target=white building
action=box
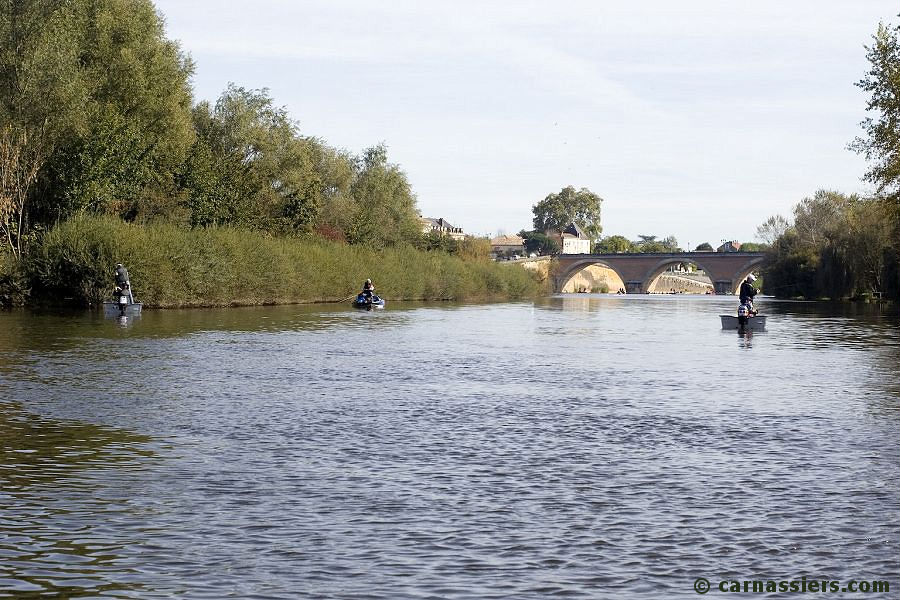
[560,223,591,254]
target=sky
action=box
[153,0,898,247]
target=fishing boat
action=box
[720,314,766,331]
[103,294,143,318]
[353,294,385,309]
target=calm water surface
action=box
[0,296,898,598]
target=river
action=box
[0,296,898,599]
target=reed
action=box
[21,216,545,307]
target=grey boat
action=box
[720,315,766,331]
[104,299,143,317]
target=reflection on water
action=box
[0,296,897,598]
[0,403,155,598]
[0,402,153,488]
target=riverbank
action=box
[1,216,545,308]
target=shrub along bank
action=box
[10,216,544,308]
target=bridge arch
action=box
[640,257,717,293]
[556,259,628,294]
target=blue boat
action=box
[353,293,385,309]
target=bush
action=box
[24,216,545,307]
[0,253,29,308]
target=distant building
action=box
[490,234,524,259]
[560,223,591,254]
[420,217,465,241]
[717,240,742,253]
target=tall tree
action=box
[852,20,900,298]
[755,215,790,246]
[854,22,900,207]
[0,0,195,235]
[346,144,420,248]
[0,0,86,252]
[181,86,325,231]
[532,186,603,241]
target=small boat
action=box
[353,294,385,309]
[104,297,143,317]
[720,314,766,331]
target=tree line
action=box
[760,22,900,300]
[0,0,428,259]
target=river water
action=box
[0,296,897,599]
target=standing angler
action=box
[115,263,133,304]
[739,274,758,308]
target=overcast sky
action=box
[154,0,897,247]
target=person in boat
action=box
[739,274,758,309]
[737,301,753,329]
[114,263,133,304]
[361,278,375,301]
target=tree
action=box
[181,86,327,231]
[595,235,634,253]
[0,0,84,252]
[694,242,714,251]
[633,234,679,253]
[41,0,194,221]
[0,0,195,234]
[739,242,767,252]
[793,190,854,248]
[660,235,681,252]
[852,20,900,298]
[519,230,560,255]
[0,126,48,256]
[755,215,790,246]
[346,144,420,248]
[532,186,603,241]
[761,191,893,298]
[853,22,900,207]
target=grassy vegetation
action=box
[16,216,544,308]
[0,252,29,308]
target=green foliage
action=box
[739,242,768,252]
[455,237,492,261]
[694,242,714,251]
[180,87,325,232]
[532,186,603,241]
[632,234,680,253]
[23,216,543,307]
[761,191,894,298]
[519,230,560,255]
[595,235,634,253]
[345,145,421,248]
[755,215,790,246]
[180,92,420,245]
[853,20,900,298]
[854,22,900,206]
[0,252,28,307]
[0,0,195,229]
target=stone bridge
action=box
[553,252,767,294]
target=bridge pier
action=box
[713,280,734,295]
[625,281,644,294]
